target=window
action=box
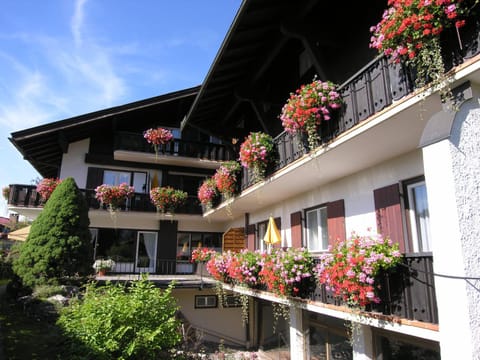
[195,295,218,309]
[405,179,432,252]
[104,170,130,186]
[256,221,267,251]
[176,232,222,262]
[223,295,242,308]
[374,331,440,359]
[306,206,329,251]
[102,170,148,193]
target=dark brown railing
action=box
[8,185,203,215]
[311,254,438,324]
[114,131,236,162]
[98,259,198,276]
[7,184,42,207]
[240,18,480,190]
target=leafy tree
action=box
[13,177,93,287]
[58,277,181,359]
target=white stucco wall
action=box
[173,288,246,345]
[60,138,90,188]
[421,88,480,360]
[448,96,480,357]
[238,150,424,247]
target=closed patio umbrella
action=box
[8,225,31,241]
[263,216,281,249]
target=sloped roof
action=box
[182,0,384,139]
[10,86,200,178]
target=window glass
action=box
[407,181,431,252]
[375,334,440,359]
[103,170,131,186]
[133,172,147,193]
[256,222,267,251]
[309,325,352,360]
[178,232,222,261]
[306,207,328,251]
[195,295,218,308]
[95,228,135,263]
[177,233,190,261]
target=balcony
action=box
[207,20,480,219]
[240,25,480,189]
[7,185,203,216]
[312,254,438,324]
[113,131,236,169]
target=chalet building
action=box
[7,1,480,359]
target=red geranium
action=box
[37,178,62,201]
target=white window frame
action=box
[195,295,218,309]
[305,206,329,252]
[406,180,432,252]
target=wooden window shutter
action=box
[246,224,256,251]
[327,199,346,247]
[290,211,303,248]
[86,167,104,189]
[374,184,405,253]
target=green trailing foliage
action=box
[57,277,181,359]
[12,177,93,287]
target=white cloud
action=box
[71,0,88,47]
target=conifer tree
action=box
[13,177,93,287]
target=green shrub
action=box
[13,177,93,287]
[57,277,181,359]
[0,251,13,280]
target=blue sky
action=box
[0,0,242,217]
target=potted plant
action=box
[95,183,135,212]
[279,79,342,151]
[239,132,274,183]
[197,178,219,211]
[36,178,62,202]
[191,247,217,263]
[315,231,402,308]
[93,258,116,276]
[2,186,10,201]
[369,0,473,103]
[213,161,241,200]
[143,127,174,156]
[150,186,188,213]
[258,247,316,298]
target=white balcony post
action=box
[351,323,374,360]
[289,305,308,360]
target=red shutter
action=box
[290,211,303,248]
[374,184,405,253]
[246,224,256,251]
[327,199,346,247]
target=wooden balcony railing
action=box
[114,131,236,162]
[311,254,438,324]
[95,259,204,276]
[240,18,480,190]
[7,184,42,208]
[8,185,203,215]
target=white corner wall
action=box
[60,138,90,188]
[422,91,480,359]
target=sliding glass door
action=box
[135,231,158,273]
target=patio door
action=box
[135,231,158,273]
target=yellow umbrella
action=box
[263,216,281,246]
[151,172,159,189]
[8,225,31,241]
